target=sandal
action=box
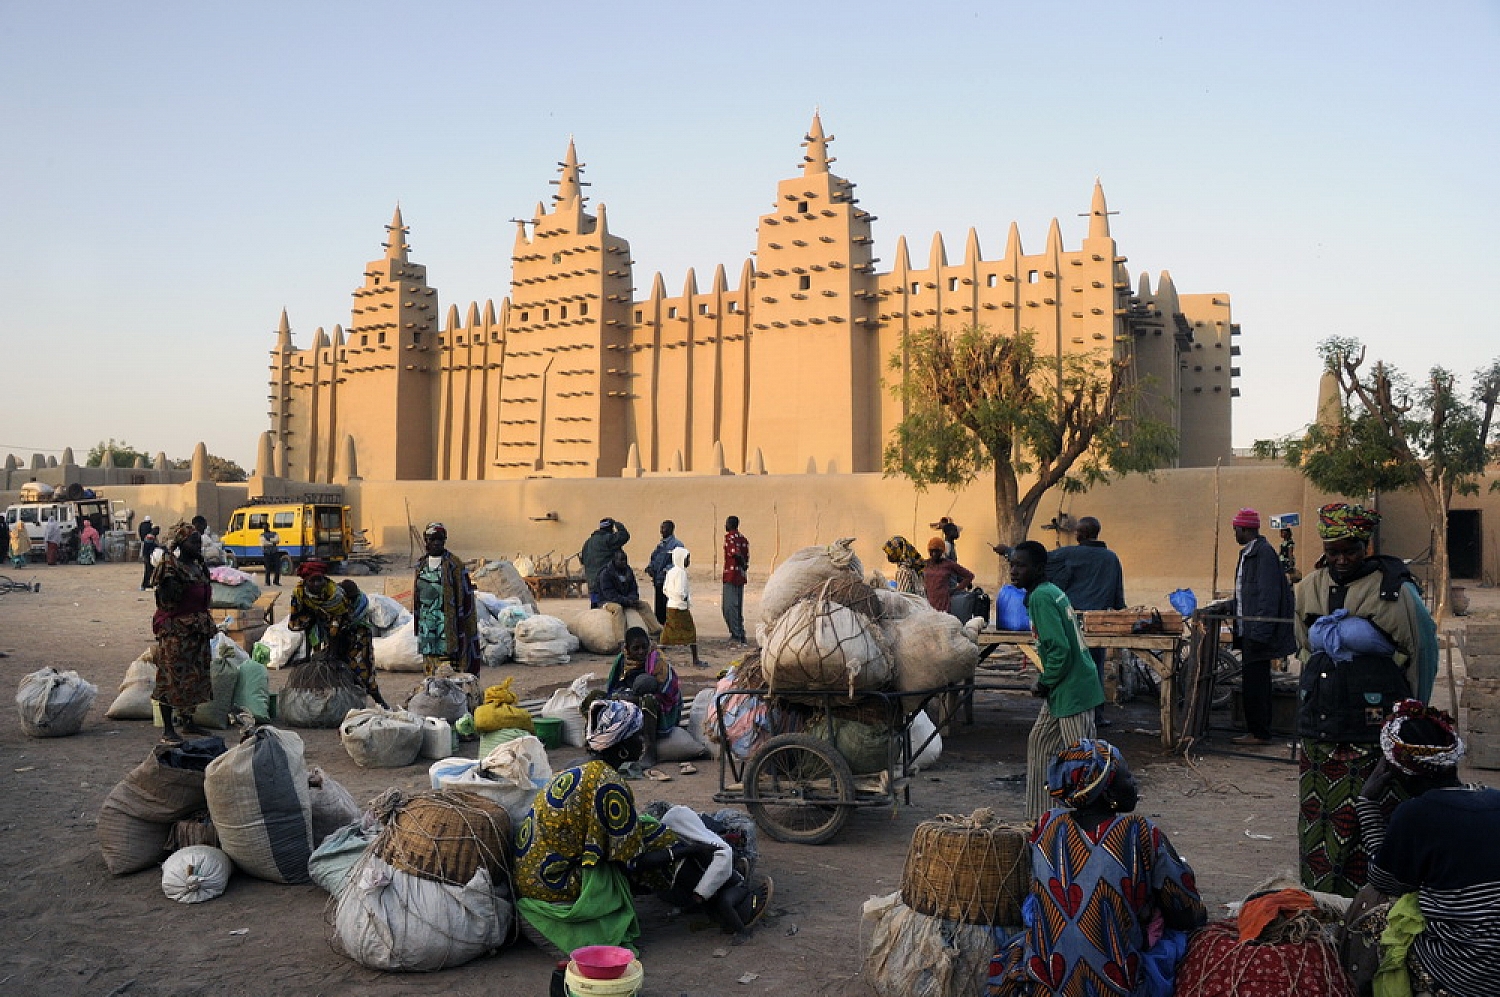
[678,762,698,775]
[643,768,673,782]
[742,875,774,928]
[159,733,185,747]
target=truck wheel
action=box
[223,550,237,569]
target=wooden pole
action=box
[1210,459,1222,599]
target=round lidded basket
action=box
[899,808,1031,925]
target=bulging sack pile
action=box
[759,538,866,627]
[762,579,894,695]
[161,844,234,904]
[98,737,228,875]
[512,614,579,666]
[280,654,367,728]
[331,788,515,971]
[341,708,424,768]
[471,559,539,612]
[308,766,364,845]
[373,627,424,672]
[428,735,552,824]
[106,650,157,721]
[255,621,306,670]
[863,890,1000,997]
[205,726,313,884]
[405,675,470,723]
[17,666,97,737]
[192,635,247,729]
[570,607,624,655]
[364,594,412,636]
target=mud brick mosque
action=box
[266,113,1238,484]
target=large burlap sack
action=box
[332,851,512,971]
[256,621,306,670]
[192,635,246,729]
[309,820,378,895]
[881,606,980,705]
[833,719,894,775]
[405,676,469,723]
[161,844,233,904]
[570,607,624,654]
[106,650,157,721]
[862,892,996,997]
[373,627,424,672]
[655,725,709,762]
[308,766,363,845]
[761,596,893,694]
[471,559,538,612]
[759,538,865,627]
[205,726,313,883]
[17,667,97,737]
[98,739,225,875]
[364,594,412,636]
[341,708,424,768]
[280,655,367,728]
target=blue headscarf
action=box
[1047,739,1128,809]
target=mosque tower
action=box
[745,112,881,474]
[497,140,634,477]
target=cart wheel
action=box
[1208,648,1241,710]
[742,733,854,845]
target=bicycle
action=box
[0,573,41,594]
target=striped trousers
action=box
[1025,700,1098,821]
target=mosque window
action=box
[560,306,568,319]
[698,303,708,315]
[910,282,920,295]
[580,302,589,316]
[728,301,740,314]
[948,278,959,291]
[378,333,386,344]
[797,201,808,213]
[543,309,550,321]
[361,335,368,346]
[668,307,679,319]
[521,311,530,322]
[987,274,998,288]
[414,332,422,345]
[635,309,643,322]
[552,252,563,264]
[1027,270,1039,283]
[799,276,811,290]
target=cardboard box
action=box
[383,576,413,610]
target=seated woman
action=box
[600,627,681,772]
[286,563,389,708]
[988,739,1206,997]
[1342,700,1500,997]
[513,700,770,956]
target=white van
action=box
[4,497,111,560]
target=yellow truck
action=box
[221,495,351,576]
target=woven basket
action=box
[371,789,512,887]
[167,812,219,851]
[899,810,1031,925]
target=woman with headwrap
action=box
[882,536,925,595]
[920,536,974,613]
[287,563,389,708]
[988,739,1206,997]
[601,626,682,772]
[1293,502,1439,897]
[1340,701,1500,997]
[151,521,217,745]
[658,547,701,667]
[411,522,480,676]
[513,699,771,955]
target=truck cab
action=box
[221,495,352,575]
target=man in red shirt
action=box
[722,516,749,644]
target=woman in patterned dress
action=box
[513,700,769,955]
[286,563,389,708]
[988,739,1206,997]
[151,522,217,745]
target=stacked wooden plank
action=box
[1080,608,1184,636]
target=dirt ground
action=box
[0,561,1492,997]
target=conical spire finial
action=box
[1088,179,1112,239]
[275,308,293,351]
[802,110,835,176]
[551,137,587,207]
[384,205,409,261]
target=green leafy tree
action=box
[86,438,150,468]
[170,453,248,483]
[1271,337,1500,620]
[883,325,1178,547]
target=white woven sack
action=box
[16,667,97,737]
[364,594,412,636]
[759,538,865,626]
[205,726,313,884]
[761,600,892,694]
[908,709,944,771]
[332,851,511,971]
[863,892,995,997]
[106,651,157,721]
[257,621,305,670]
[478,734,554,823]
[340,708,424,769]
[514,614,570,644]
[478,621,514,667]
[161,844,234,904]
[373,627,424,672]
[540,673,593,747]
[570,608,623,654]
[513,637,572,666]
[882,607,979,706]
[405,677,469,723]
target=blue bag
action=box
[1168,588,1197,618]
[996,585,1031,631]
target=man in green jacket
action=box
[1010,540,1105,821]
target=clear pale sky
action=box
[4,1,1496,470]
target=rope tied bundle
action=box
[900,808,1031,925]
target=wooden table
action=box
[978,629,1190,748]
[524,574,587,600]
